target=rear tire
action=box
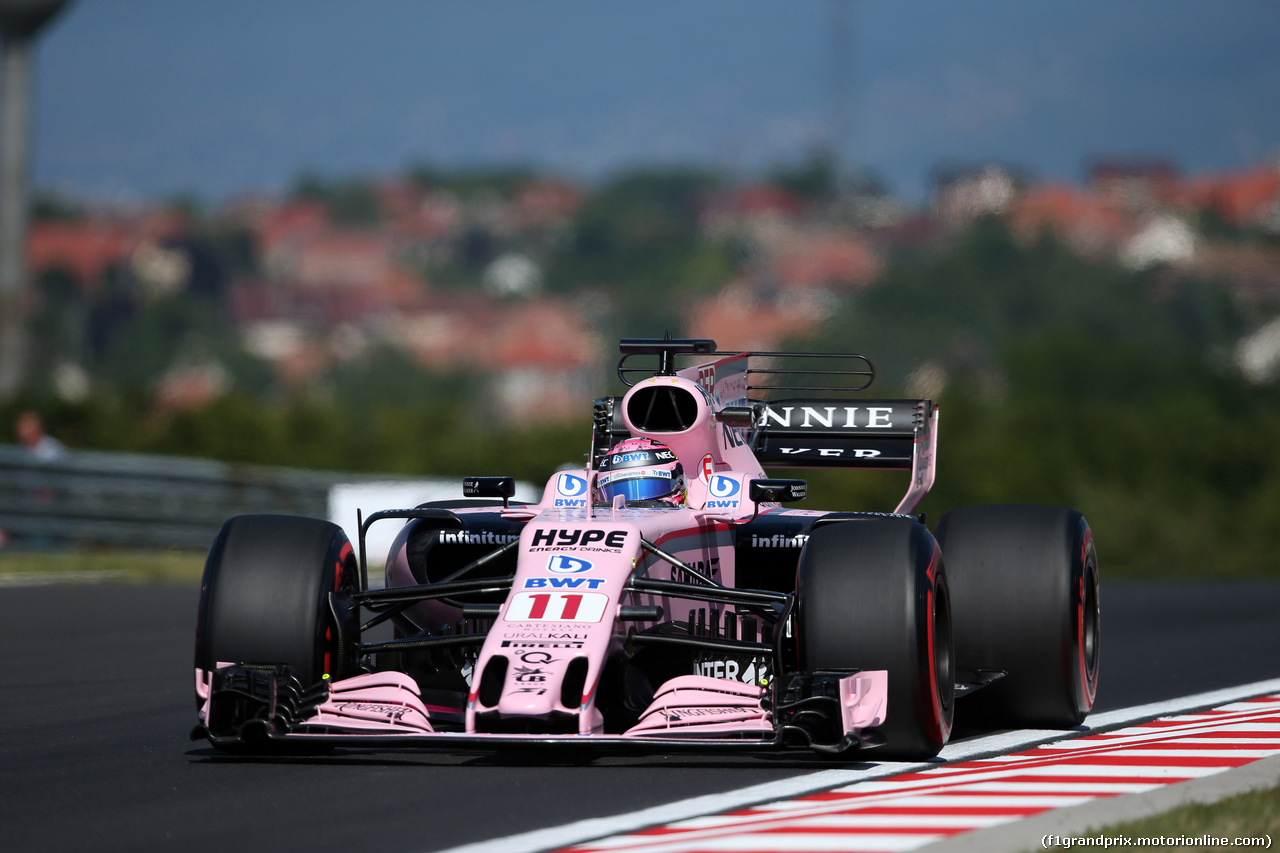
[937,504,1100,729]
[796,518,954,760]
[194,514,360,688]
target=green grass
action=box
[1068,781,1280,851]
[0,549,206,585]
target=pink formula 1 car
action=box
[193,338,1100,759]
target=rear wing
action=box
[751,397,934,469]
[594,339,939,514]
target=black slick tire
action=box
[194,514,360,688]
[796,517,954,760]
[937,504,1100,729]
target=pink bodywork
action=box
[198,352,906,747]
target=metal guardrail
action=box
[0,444,340,551]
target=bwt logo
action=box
[554,473,588,506]
[525,577,605,590]
[709,476,740,498]
[547,555,593,574]
[706,475,741,508]
[556,473,587,497]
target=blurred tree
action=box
[30,191,83,223]
[407,163,536,201]
[455,225,497,272]
[798,219,1280,577]
[767,150,839,203]
[291,173,380,226]
[27,266,85,379]
[545,166,732,334]
[201,223,257,278]
[99,297,195,387]
[815,221,1240,389]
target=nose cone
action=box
[497,660,562,716]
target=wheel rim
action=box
[1081,558,1100,689]
[934,579,955,714]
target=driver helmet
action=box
[596,438,686,506]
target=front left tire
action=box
[796,517,954,760]
[194,514,360,689]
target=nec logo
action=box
[706,475,741,508]
[531,528,628,549]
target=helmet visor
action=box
[597,468,676,503]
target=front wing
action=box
[193,665,888,755]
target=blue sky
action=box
[26,0,1280,203]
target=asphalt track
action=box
[2,579,1279,853]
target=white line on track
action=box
[431,676,1280,853]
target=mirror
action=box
[748,478,807,504]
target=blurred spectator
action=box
[15,411,66,461]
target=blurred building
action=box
[22,155,1280,412]
[1183,162,1280,230]
[931,164,1028,226]
[1009,184,1136,256]
[1087,157,1181,213]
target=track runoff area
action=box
[438,678,1280,853]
